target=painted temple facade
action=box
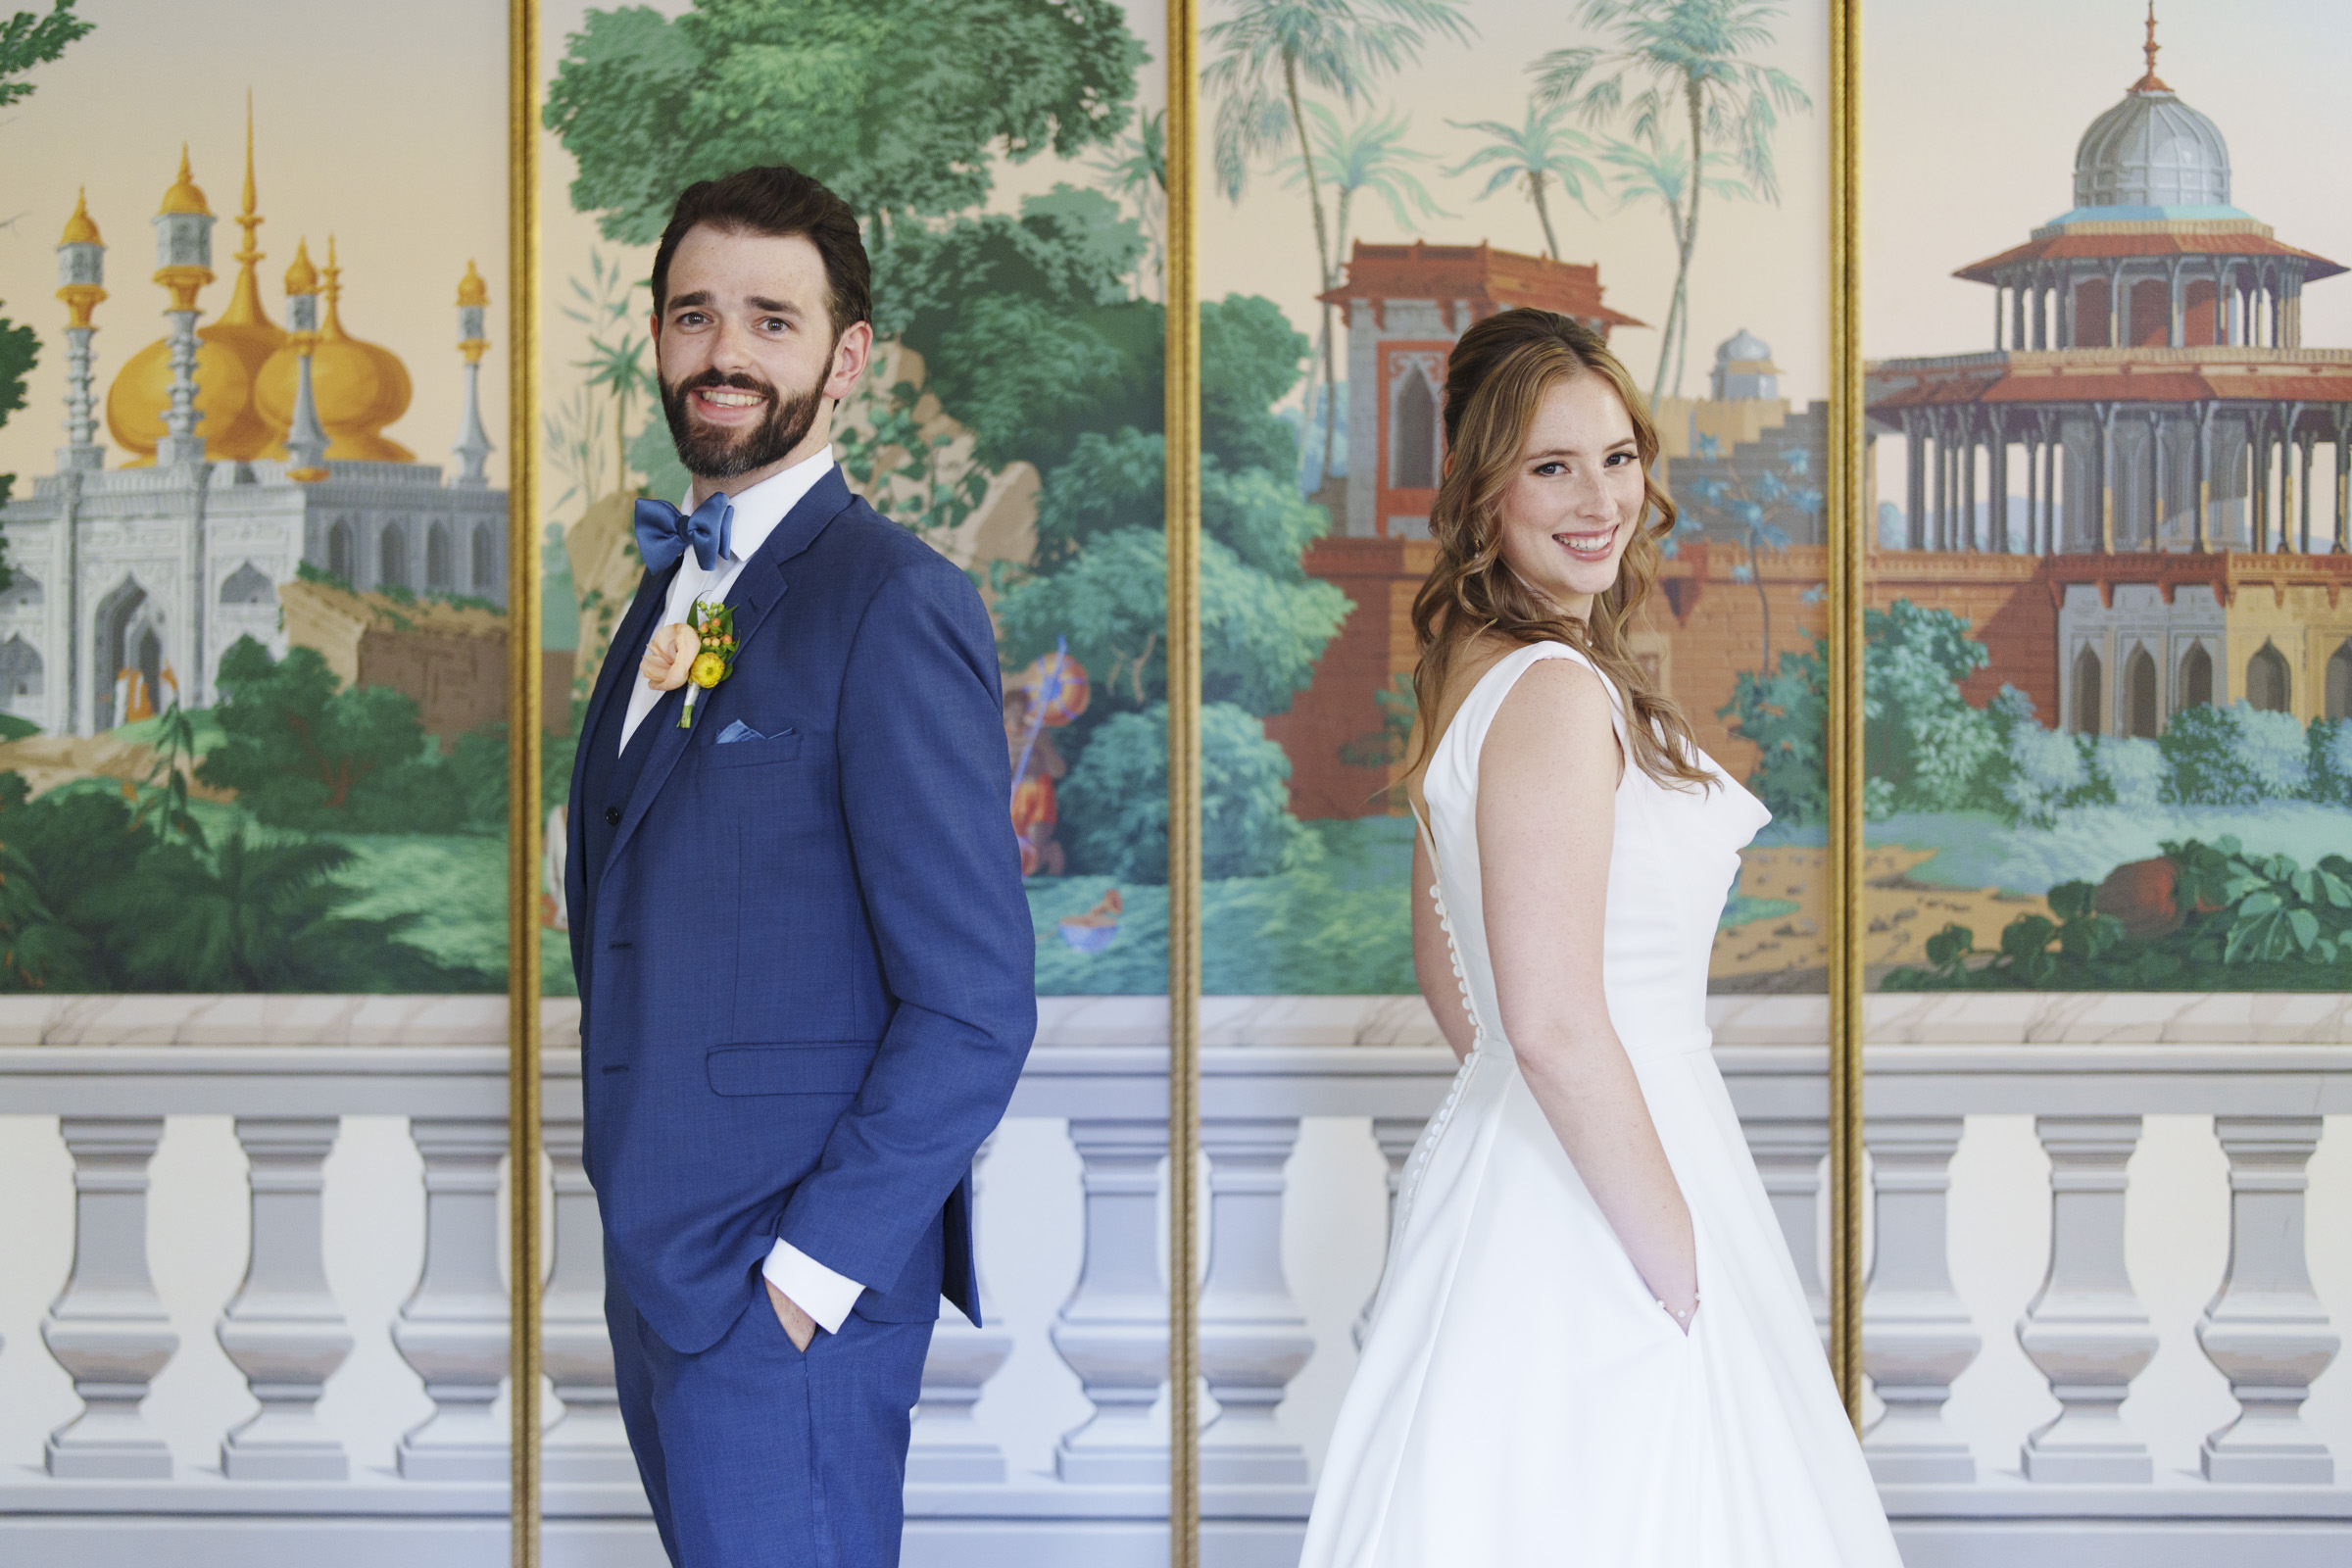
[1864,18,2352,736]
[0,121,505,736]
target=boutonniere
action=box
[639,597,741,726]
[678,598,738,728]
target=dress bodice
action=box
[1415,641,1771,1060]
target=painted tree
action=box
[1446,101,1601,261]
[1088,108,1167,302]
[1598,134,1752,396]
[1203,0,1473,493]
[0,0,94,514]
[547,0,1142,244]
[1534,0,1809,401]
[1676,436,1819,669]
[1276,102,1449,486]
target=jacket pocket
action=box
[707,1042,878,1096]
[703,729,802,769]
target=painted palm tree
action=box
[1446,101,1602,261]
[1275,102,1450,485]
[1089,108,1168,301]
[1600,135,1754,405]
[1204,0,1474,490]
[1534,0,1810,401]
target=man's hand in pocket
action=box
[765,1276,816,1352]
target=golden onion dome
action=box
[106,334,255,466]
[254,237,413,462]
[284,237,319,297]
[157,145,210,217]
[60,188,102,247]
[456,258,489,308]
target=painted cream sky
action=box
[8,2,2337,507]
[0,0,508,491]
[1194,1,1831,409]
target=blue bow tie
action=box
[633,492,735,574]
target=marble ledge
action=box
[0,993,507,1050]
[5,991,2349,1051]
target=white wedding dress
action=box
[1298,643,1902,1567]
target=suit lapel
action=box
[573,562,678,787]
[604,467,858,870]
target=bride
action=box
[1298,309,1901,1566]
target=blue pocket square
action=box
[714,719,765,745]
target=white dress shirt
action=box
[617,445,867,1337]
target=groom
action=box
[566,164,1036,1568]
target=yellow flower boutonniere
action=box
[678,598,739,728]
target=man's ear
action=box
[824,319,874,404]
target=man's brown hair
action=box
[650,164,871,334]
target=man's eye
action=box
[760,318,788,332]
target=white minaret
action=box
[54,189,106,472]
[151,145,216,467]
[281,237,329,480]
[451,259,493,487]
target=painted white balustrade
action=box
[2,995,2350,1568]
[1197,1117,1314,1485]
[541,1112,634,1484]
[391,1116,512,1482]
[2198,1115,2341,1484]
[1743,1113,1831,1348]
[1048,1118,1170,1485]
[216,1117,352,1480]
[2014,1115,2159,1483]
[1353,1115,1424,1348]
[1859,1116,1980,1483]
[39,1117,177,1480]
[907,1133,1014,1485]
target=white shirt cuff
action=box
[761,1239,865,1336]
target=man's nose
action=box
[708,316,758,370]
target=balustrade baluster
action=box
[2015,1115,2157,1483]
[216,1117,352,1479]
[1198,1116,1314,1485]
[1353,1116,1425,1348]
[909,1132,1015,1484]
[542,1115,634,1483]
[1050,1118,1168,1484]
[1742,1115,1831,1349]
[41,1116,178,1478]
[2198,1115,2341,1484]
[1860,1116,1979,1483]
[391,1116,511,1482]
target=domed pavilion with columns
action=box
[0,113,505,736]
[1865,11,2352,737]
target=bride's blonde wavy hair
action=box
[1409,308,1714,792]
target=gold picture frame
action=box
[498,0,1870,1560]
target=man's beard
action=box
[660,368,824,481]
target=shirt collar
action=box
[685,444,835,571]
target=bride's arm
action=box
[1478,660,1698,1329]
[1411,829,1479,1062]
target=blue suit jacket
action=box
[568,468,1037,1355]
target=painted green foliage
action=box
[547,0,1352,892]
[0,0,92,515]
[0,773,487,994]
[1894,839,2352,994]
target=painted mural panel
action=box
[0,1,514,993]
[1193,0,1834,995]
[534,0,1172,999]
[1863,3,2352,992]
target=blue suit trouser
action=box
[607,1251,935,1568]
